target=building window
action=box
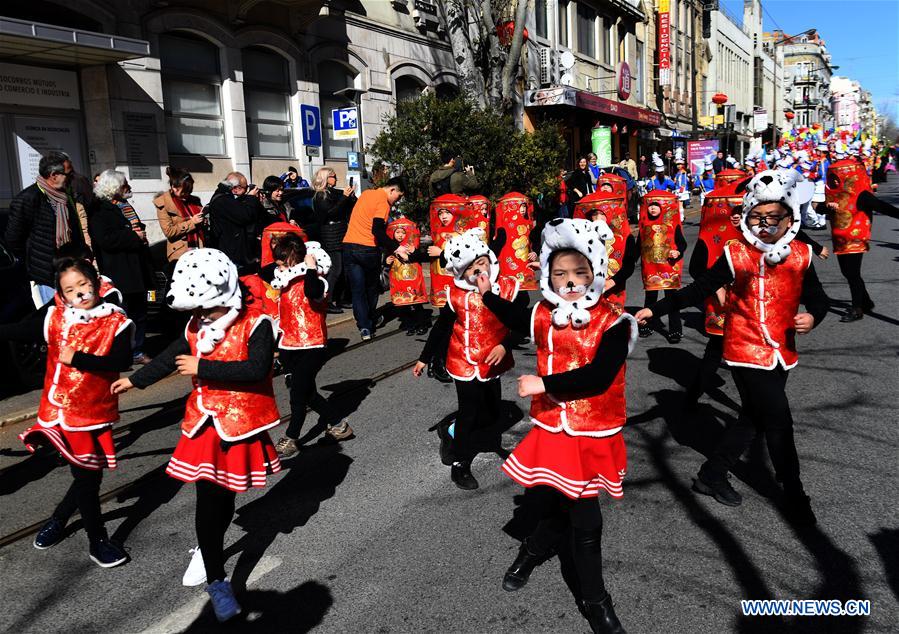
[577,3,596,58]
[395,76,425,102]
[535,0,548,39]
[318,61,358,160]
[601,15,613,65]
[160,33,225,156]
[243,48,293,158]
[635,39,644,103]
[559,0,569,47]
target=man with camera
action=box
[429,151,480,196]
[205,172,265,274]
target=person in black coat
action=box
[5,152,84,301]
[205,172,264,274]
[311,167,357,313]
[567,157,594,204]
[89,170,154,364]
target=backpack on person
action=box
[431,173,453,196]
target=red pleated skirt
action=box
[501,425,626,500]
[20,423,117,470]
[166,423,282,493]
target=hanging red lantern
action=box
[496,21,529,47]
[611,123,619,134]
[712,93,728,105]
[785,111,795,120]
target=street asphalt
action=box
[0,178,897,633]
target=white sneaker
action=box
[182,546,206,587]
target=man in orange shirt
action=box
[343,177,407,339]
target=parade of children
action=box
[3,138,899,633]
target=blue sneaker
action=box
[360,328,372,341]
[33,517,66,550]
[206,579,241,622]
[89,537,128,568]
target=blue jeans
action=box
[343,243,382,332]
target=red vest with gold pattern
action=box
[826,158,872,255]
[387,218,428,306]
[639,190,682,290]
[183,310,281,440]
[278,277,327,349]
[723,240,812,370]
[573,191,631,306]
[529,300,629,436]
[715,169,746,189]
[38,306,130,430]
[494,192,538,291]
[445,276,518,381]
[698,185,743,336]
[429,194,470,307]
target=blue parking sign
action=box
[301,104,321,147]
[332,107,358,139]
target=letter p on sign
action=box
[301,104,321,147]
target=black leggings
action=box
[685,335,724,405]
[53,464,105,540]
[836,253,872,310]
[702,366,803,494]
[398,304,427,328]
[525,486,607,602]
[281,348,335,439]
[453,378,503,462]
[644,290,682,333]
[195,481,236,584]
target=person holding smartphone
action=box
[312,167,358,314]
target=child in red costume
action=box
[270,234,352,459]
[113,248,282,622]
[413,228,526,490]
[637,170,829,526]
[2,256,133,567]
[638,191,687,342]
[481,218,637,634]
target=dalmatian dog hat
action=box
[442,228,499,293]
[739,170,813,265]
[270,240,332,290]
[167,248,242,353]
[539,218,613,328]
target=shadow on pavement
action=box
[227,443,353,593]
[182,579,333,633]
[869,528,899,604]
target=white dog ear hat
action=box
[167,248,244,353]
[738,170,813,266]
[539,218,613,328]
[442,228,499,293]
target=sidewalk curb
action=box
[0,409,38,429]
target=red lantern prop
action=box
[712,93,728,105]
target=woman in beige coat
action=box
[154,167,204,263]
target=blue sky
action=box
[719,0,899,121]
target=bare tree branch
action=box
[500,0,530,108]
[441,0,487,106]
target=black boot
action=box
[692,467,742,507]
[502,539,552,592]
[781,489,817,527]
[436,421,455,466]
[581,594,626,634]
[429,355,452,383]
[450,461,478,490]
[840,307,864,322]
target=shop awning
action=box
[0,16,149,66]
[525,86,662,127]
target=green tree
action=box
[368,93,565,229]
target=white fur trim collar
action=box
[195,307,241,354]
[270,264,309,290]
[63,301,125,327]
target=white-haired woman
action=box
[311,166,356,313]
[88,169,154,365]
